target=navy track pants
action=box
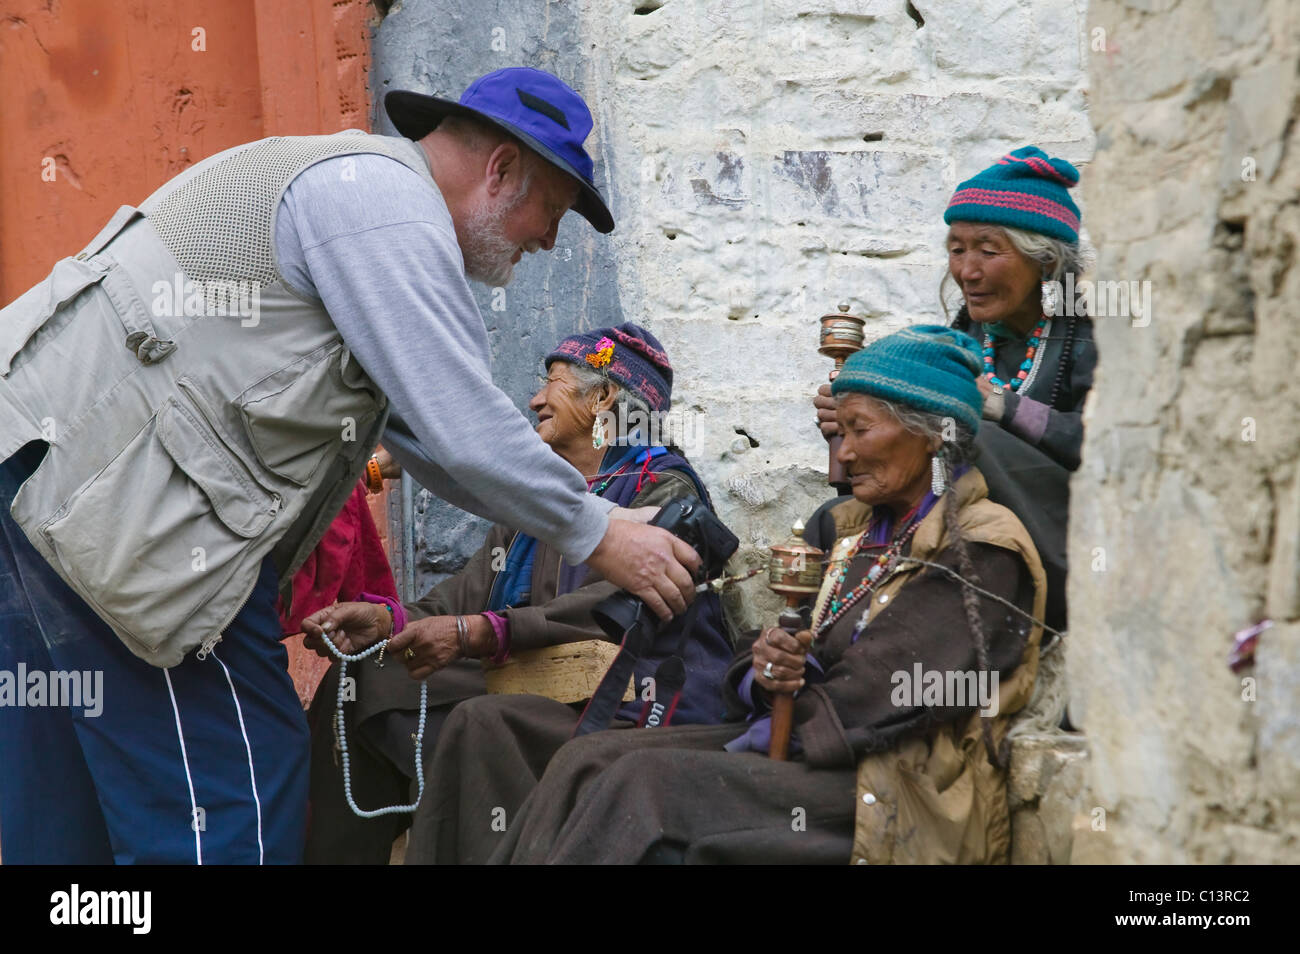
[0,444,310,864]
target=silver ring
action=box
[763,661,775,679]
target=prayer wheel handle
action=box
[768,607,804,762]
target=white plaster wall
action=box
[575,0,1094,624]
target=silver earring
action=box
[930,453,946,496]
[591,416,606,450]
[1041,279,1061,317]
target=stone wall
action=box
[1068,0,1300,863]
[374,0,1094,623]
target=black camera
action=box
[591,496,738,641]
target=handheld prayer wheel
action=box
[766,520,825,761]
[819,303,866,492]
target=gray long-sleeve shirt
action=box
[272,147,612,563]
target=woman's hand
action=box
[302,601,392,657]
[815,383,840,441]
[373,446,401,480]
[386,615,494,681]
[976,375,1005,421]
[752,626,813,695]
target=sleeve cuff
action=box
[554,495,614,565]
[1004,393,1051,444]
[793,686,857,768]
[356,591,405,635]
[481,611,510,663]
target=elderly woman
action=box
[817,146,1094,632]
[461,326,1046,865]
[300,323,733,864]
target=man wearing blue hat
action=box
[0,67,698,864]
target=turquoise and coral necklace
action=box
[983,314,1050,391]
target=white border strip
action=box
[212,649,265,865]
[163,667,202,865]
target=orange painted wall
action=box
[0,0,389,705]
[0,0,375,302]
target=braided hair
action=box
[870,397,1008,768]
[936,437,1008,769]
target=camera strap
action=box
[635,597,704,728]
[574,598,705,737]
[572,612,657,737]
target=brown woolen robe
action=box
[419,477,1036,865]
[304,469,700,864]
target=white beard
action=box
[462,182,534,286]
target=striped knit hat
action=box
[546,322,673,412]
[831,325,984,434]
[944,146,1081,243]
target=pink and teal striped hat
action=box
[944,146,1081,243]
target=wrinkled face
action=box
[835,394,935,512]
[946,222,1041,324]
[528,362,594,451]
[462,161,580,287]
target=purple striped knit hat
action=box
[546,323,673,412]
[944,146,1081,243]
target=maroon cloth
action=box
[278,482,399,635]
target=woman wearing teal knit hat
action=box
[817,145,1095,637]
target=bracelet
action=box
[456,615,476,658]
[376,601,395,638]
[365,455,384,494]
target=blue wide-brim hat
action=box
[386,67,614,234]
[831,325,984,434]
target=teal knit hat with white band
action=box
[830,325,984,434]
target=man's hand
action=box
[815,383,840,441]
[585,515,701,621]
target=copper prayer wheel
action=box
[818,302,866,364]
[819,303,866,492]
[766,520,825,762]
[767,519,824,598]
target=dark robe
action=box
[415,489,1036,865]
[305,449,733,864]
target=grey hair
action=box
[940,224,1094,321]
[834,392,976,464]
[566,362,652,434]
[438,114,539,196]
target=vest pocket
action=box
[237,343,380,486]
[0,255,108,376]
[40,396,280,658]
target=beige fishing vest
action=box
[0,132,435,667]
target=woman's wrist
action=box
[455,615,498,659]
[374,602,394,638]
[355,592,405,636]
[982,382,1006,421]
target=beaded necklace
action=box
[814,510,922,638]
[586,458,636,495]
[321,634,428,818]
[983,315,1050,392]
